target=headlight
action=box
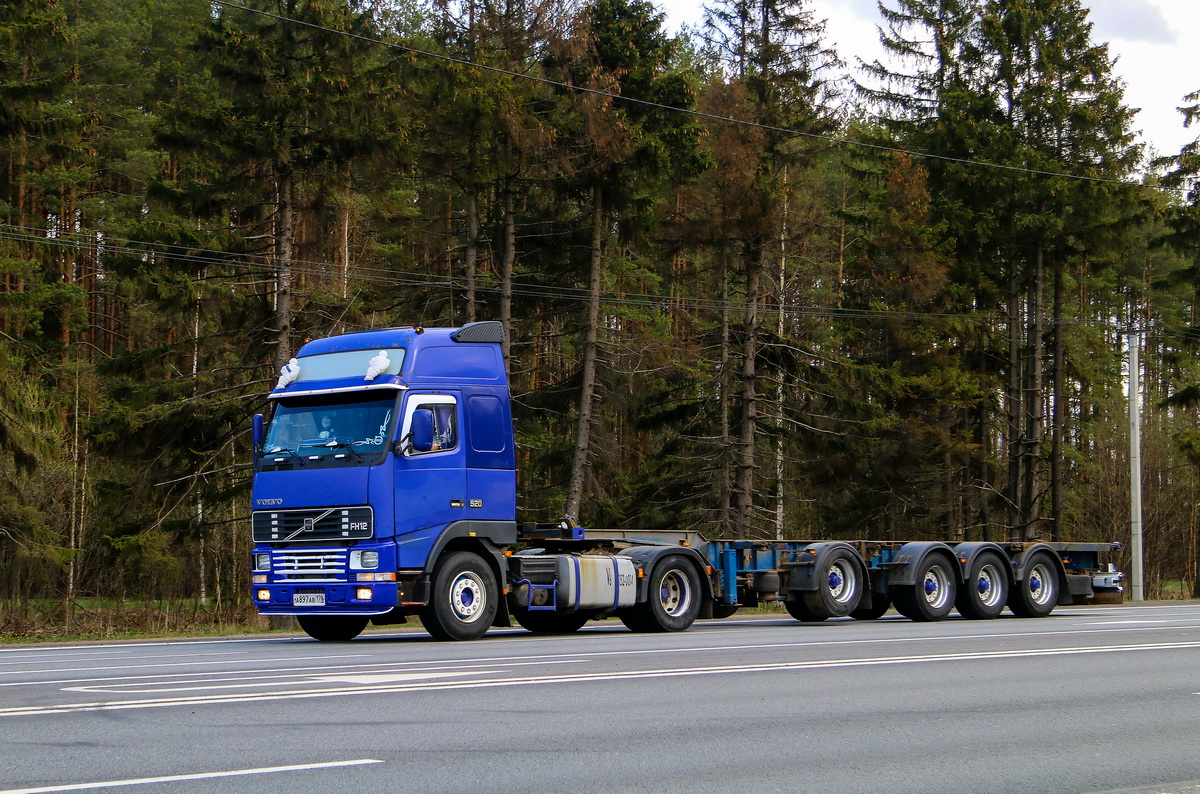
[351,550,379,569]
[256,589,270,601]
[355,587,373,601]
[255,553,271,571]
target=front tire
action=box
[620,555,701,633]
[892,556,957,622]
[1008,551,1059,618]
[297,615,369,642]
[422,551,498,641]
[955,552,1009,620]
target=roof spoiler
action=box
[450,321,504,344]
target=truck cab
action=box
[250,322,527,640]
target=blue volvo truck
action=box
[249,321,1123,641]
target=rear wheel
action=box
[850,594,891,620]
[955,552,1009,620]
[892,556,956,622]
[513,610,591,635]
[784,597,827,622]
[297,615,369,642]
[421,551,498,641]
[800,549,863,619]
[1008,551,1059,618]
[620,555,701,633]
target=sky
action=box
[658,0,1199,160]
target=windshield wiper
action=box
[319,438,365,463]
[264,446,306,467]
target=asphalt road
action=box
[3,602,1200,793]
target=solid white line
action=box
[0,654,369,678]
[5,639,1200,718]
[0,759,383,793]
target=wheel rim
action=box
[449,571,487,623]
[827,560,857,606]
[658,569,692,617]
[976,562,1004,609]
[1028,562,1054,607]
[921,564,951,610]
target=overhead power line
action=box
[209,0,1182,194]
[0,222,1130,331]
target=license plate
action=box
[293,593,325,606]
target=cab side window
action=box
[405,397,458,454]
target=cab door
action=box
[393,393,467,543]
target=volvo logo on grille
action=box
[284,509,335,541]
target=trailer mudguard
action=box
[786,542,867,592]
[950,542,1011,582]
[886,541,959,587]
[618,545,715,610]
[1010,542,1073,606]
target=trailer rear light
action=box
[256,589,270,601]
[252,574,268,584]
[356,587,373,601]
[356,572,396,582]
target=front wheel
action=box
[297,615,369,642]
[422,551,498,641]
[1008,551,1059,618]
[892,556,957,622]
[620,555,701,633]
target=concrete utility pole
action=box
[1125,329,1146,602]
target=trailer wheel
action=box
[422,551,498,640]
[784,597,827,622]
[620,555,701,632]
[892,556,956,622]
[297,615,369,642]
[711,603,740,619]
[955,552,1009,620]
[800,549,863,619]
[850,594,891,620]
[1008,551,1059,618]
[513,610,591,635]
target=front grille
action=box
[273,550,349,582]
[252,506,373,543]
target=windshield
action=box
[261,391,399,468]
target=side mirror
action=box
[409,409,435,453]
[251,414,264,462]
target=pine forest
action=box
[3,0,1200,634]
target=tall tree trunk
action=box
[273,169,295,375]
[565,184,604,520]
[1021,246,1045,540]
[1051,262,1064,541]
[465,192,479,324]
[500,189,515,368]
[1006,259,1022,542]
[719,243,733,536]
[736,241,763,538]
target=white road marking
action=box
[1079,620,1172,625]
[4,639,1199,718]
[0,759,383,794]
[57,659,586,693]
[309,670,505,684]
[0,652,248,667]
[0,654,369,677]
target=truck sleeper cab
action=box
[249,323,1122,642]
